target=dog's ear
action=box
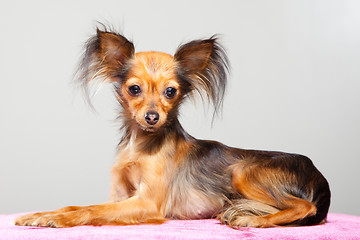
[174,36,229,116]
[77,28,135,85]
[174,40,214,74]
[96,29,135,73]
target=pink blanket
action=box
[1,213,359,239]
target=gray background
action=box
[1,0,359,216]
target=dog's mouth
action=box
[138,123,158,132]
[133,113,165,133]
[143,126,157,132]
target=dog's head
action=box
[78,28,229,132]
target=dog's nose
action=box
[145,111,159,125]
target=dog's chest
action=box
[165,188,224,219]
[164,167,226,219]
[116,135,226,219]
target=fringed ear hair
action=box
[76,26,135,103]
[174,36,229,117]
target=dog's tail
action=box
[217,199,280,228]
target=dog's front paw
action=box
[34,213,77,228]
[15,212,45,226]
[15,212,77,228]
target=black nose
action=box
[145,111,159,125]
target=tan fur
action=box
[120,52,180,132]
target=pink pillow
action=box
[2,213,359,239]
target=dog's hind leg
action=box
[220,161,317,228]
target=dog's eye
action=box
[165,87,177,99]
[128,85,141,96]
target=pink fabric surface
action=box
[1,213,359,240]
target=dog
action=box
[15,27,331,228]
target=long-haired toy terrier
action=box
[15,27,330,228]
